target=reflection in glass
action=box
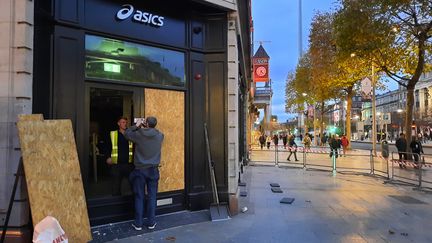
[85,35,185,87]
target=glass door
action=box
[87,84,143,199]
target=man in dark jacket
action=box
[410,136,424,167]
[329,135,341,158]
[282,134,288,149]
[273,134,279,148]
[395,133,407,168]
[125,116,164,231]
[287,135,299,161]
[259,134,265,150]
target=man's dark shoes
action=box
[147,222,157,230]
[131,223,142,231]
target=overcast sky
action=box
[251,0,397,123]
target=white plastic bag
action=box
[33,216,68,243]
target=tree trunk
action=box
[404,36,426,149]
[319,100,325,145]
[405,87,414,148]
[313,106,318,146]
[345,86,354,150]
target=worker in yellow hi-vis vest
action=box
[106,116,134,196]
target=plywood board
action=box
[17,118,92,242]
[18,114,43,122]
[145,89,185,192]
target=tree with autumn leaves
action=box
[334,0,432,146]
[286,0,432,149]
[286,11,368,146]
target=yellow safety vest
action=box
[110,130,133,164]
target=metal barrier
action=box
[372,153,390,179]
[248,145,431,191]
[328,150,373,175]
[418,154,432,190]
[301,146,334,171]
[249,144,279,163]
[274,145,373,175]
[276,145,304,168]
[387,152,432,191]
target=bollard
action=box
[303,148,306,169]
[332,149,337,176]
[370,149,374,175]
[391,152,395,181]
[418,155,423,188]
[275,145,278,167]
[385,151,390,179]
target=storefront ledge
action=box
[89,210,209,242]
[0,227,32,243]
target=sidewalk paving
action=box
[107,165,432,243]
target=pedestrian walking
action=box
[329,134,340,158]
[273,134,279,147]
[340,135,349,156]
[282,134,288,149]
[302,134,311,150]
[321,132,328,146]
[125,117,164,231]
[259,134,265,150]
[410,136,424,168]
[395,133,407,168]
[266,135,271,149]
[286,135,299,161]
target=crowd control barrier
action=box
[249,144,432,192]
[386,152,432,191]
[250,144,374,175]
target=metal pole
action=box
[370,149,374,175]
[372,64,377,156]
[385,116,388,140]
[298,0,302,57]
[418,155,423,188]
[391,152,395,181]
[303,147,306,169]
[1,158,23,243]
[386,151,390,179]
[275,144,278,167]
[332,150,337,176]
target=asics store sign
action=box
[116,4,164,27]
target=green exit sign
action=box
[104,63,121,73]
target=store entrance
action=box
[87,86,143,199]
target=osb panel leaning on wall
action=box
[145,89,185,192]
[17,115,92,242]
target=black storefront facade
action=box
[33,0,234,225]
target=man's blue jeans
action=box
[129,166,159,227]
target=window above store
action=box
[85,35,186,88]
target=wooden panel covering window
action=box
[17,115,92,242]
[145,89,185,192]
